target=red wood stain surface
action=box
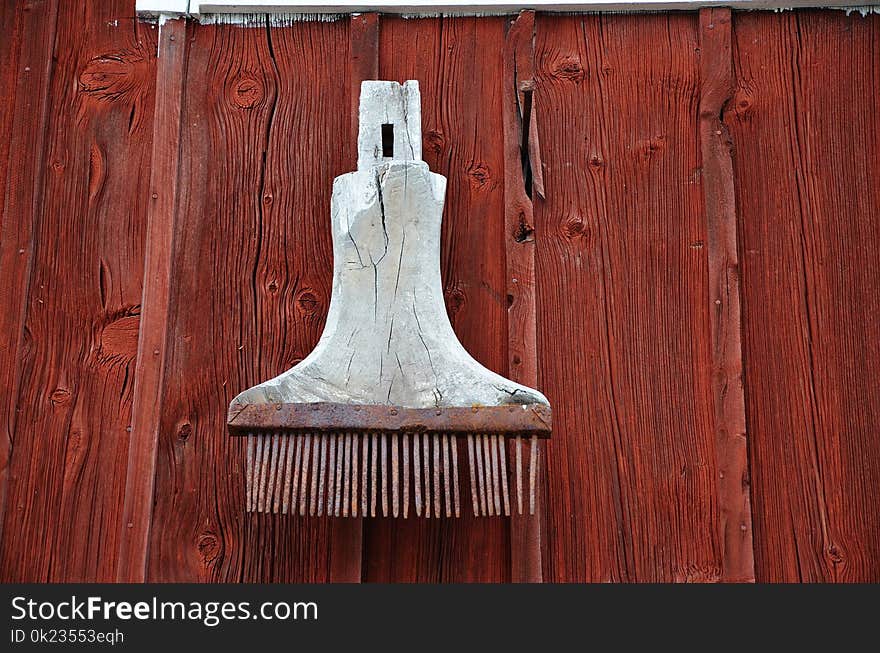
[0,4,878,582]
[0,0,156,580]
[729,10,880,582]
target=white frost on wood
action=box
[231,80,548,410]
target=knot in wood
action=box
[49,388,71,405]
[444,283,467,317]
[79,52,144,101]
[425,129,446,156]
[295,289,320,315]
[197,532,220,564]
[177,422,193,441]
[560,215,588,242]
[467,162,492,188]
[230,75,264,109]
[551,56,585,83]
[514,212,535,243]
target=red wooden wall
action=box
[1,1,878,582]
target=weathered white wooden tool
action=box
[229,80,551,518]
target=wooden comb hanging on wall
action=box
[228,80,551,518]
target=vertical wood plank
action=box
[697,7,755,583]
[0,1,157,581]
[326,11,381,584]
[0,0,59,554]
[363,15,510,582]
[730,10,880,582]
[535,13,721,581]
[503,10,544,583]
[147,17,350,582]
[117,17,189,583]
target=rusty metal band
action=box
[228,402,552,437]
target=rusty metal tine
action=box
[299,433,311,517]
[281,433,295,514]
[443,435,452,518]
[516,436,523,515]
[327,433,337,515]
[361,434,369,516]
[380,434,388,517]
[474,433,486,516]
[466,435,478,516]
[272,435,287,513]
[451,435,460,517]
[290,436,302,514]
[414,433,422,517]
[342,434,352,517]
[317,435,327,516]
[309,435,319,516]
[498,435,510,516]
[422,434,431,518]
[351,434,359,518]
[403,433,410,518]
[482,435,495,516]
[334,434,344,517]
[266,433,280,513]
[529,435,538,516]
[370,433,378,517]
[392,434,400,518]
[490,434,501,516]
[253,435,265,513]
[245,435,254,512]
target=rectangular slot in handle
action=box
[381,124,394,158]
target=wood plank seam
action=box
[327,11,380,583]
[503,9,544,583]
[116,17,189,582]
[0,0,61,559]
[698,7,755,583]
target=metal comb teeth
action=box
[244,432,539,518]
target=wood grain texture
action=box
[117,17,189,583]
[535,12,722,582]
[146,17,350,582]
[503,10,544,583]
[0,1,157,581]
[729,9,880,582]
[0,0,59,550]
[698,8,755,583]
[362,16,511,582]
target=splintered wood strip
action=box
[291,437,303,516]
[516,436,523,516]
[475,433,487,516]
[403,434,410,518]
[498,436,510,517]
[699,7,754,583]
[245,435,255,512]
[451,436,460,518]
[482,436,495,517]
[317,436,327,517]
[432,435,441,518]
[272,435,288,513]
[422,434,431,518]
[361,435,369,517]
[299,434,312,517]
[442,435,452,518]
[327,433,337,515]
[343,434,352,517]
[413,433,423,517]
[380,434,389,517]
[334,434,344,517]
[370,434,378,517]
[529,435,538,516]
[392,434,400,518]
[490,434,502,516]
[310,436,320,516]
[467,435,479,517]
[351,434,359,518]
